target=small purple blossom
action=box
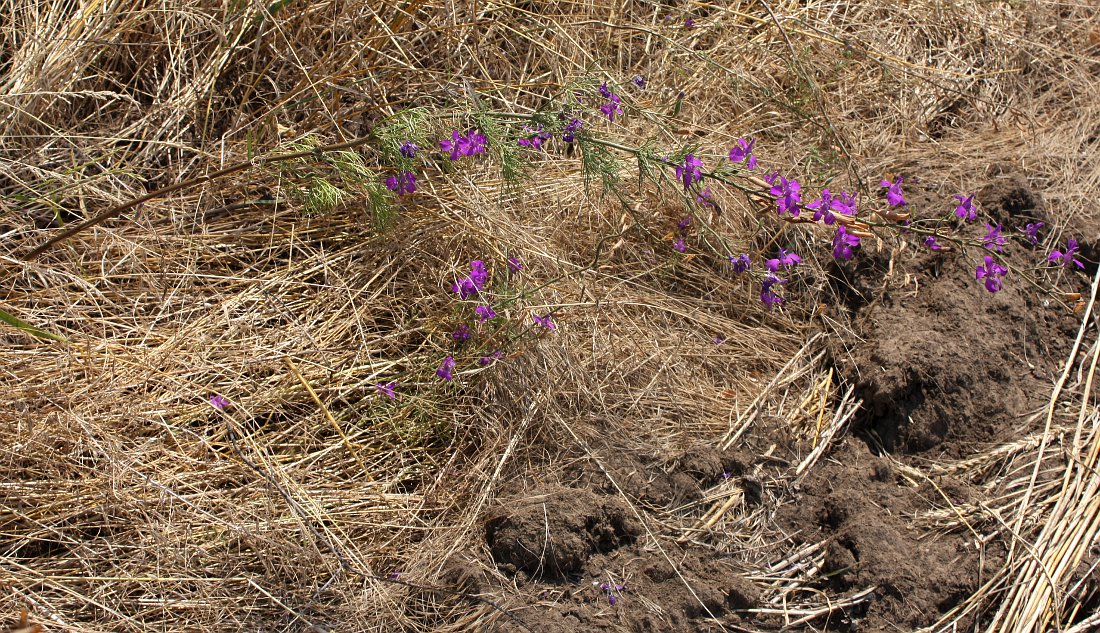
[452,324,471,342]
[632,75,645,88]
[975,255,1008,293]
[599,92,623,122]
[561,117,583,143]
[517,124,552,151]
[923,235,945,251]
[1019,222,1044,245]
[953,193,976,222]
[983,223,1007,251]
[769,175,802,217]
[598,582,626,606]
[727,137,757,171]
[684,17,695,28]
[533,313,556,329]
[399,140,419,158]
[436,356,456,381]
[479,350,504,365]
[832,226,860,261]
[440,129,486,160]
[598,82,613,99]
[677,216,693,231]
[451,260,489,299]
[375,382,397,399]
[209,394,230,410]
[729,253,751,273]
[880,176,906,207]
[507,257,523,273]
[672,237,686,252]
[808,189,858,225]
[475,304,497,322]
[765,248,801,272]
[384,171,416,196]
[761,274,787,309]
[1048,238,1085,269]
[675,154,704,190]
[695,187,715,207]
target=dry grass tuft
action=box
[3,1,1099,631]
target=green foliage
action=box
[304,178,345,214]
[578,137,621,195]
[0,308,66,342]
[472,111,526,189]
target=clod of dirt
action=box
[831,227,1076,454]
[977,171,1050,228]
[485,487,640,580]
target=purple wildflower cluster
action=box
[597,581,625,605]
[597,82,623,122]
[517,124,552,151]
[441,129,487,160]
[729,253,751,273]
[451,259,489,299]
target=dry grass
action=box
[2,0,1100,631]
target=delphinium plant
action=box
[21,75,1088,395]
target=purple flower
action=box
[599,582,626,606]
[808,189,858,225]
[975,255,1008,293]
[953,193,976,222]
[729,253,751,273]
[1049,238,1085,269]
[677,215,693,231]
[727,137,757,170]
[452,324,471,342]
[451,259,489,299]
[832,226,860,261]
[684,17,695,28]
[479,350,504,365]
[561,117,583,143]
[879,176,906,207]
[672,238,686,252]
[768,175,802,217]
[533,313,556,329]
[1019,222,1044,245]
[675,154,704,190]
[209,394,230,410]
[399,140,419,158]
[923,235,945,250]
[632,75,645,88]
[517,124,552,151]
[599,91,623,122]
[598,82,613,99]
[440,129,486,160]
[475,304,496,322]
[436,356,456,381]
[375,381,397,399]
[507,257,523,272]
[695,187,715,207]
[760,274,787,309]
[440,130,464,160]
[765,248,801,272]
[983,223,1007,251]
[384,171,416,196]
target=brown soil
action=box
[471,172,1085,632]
